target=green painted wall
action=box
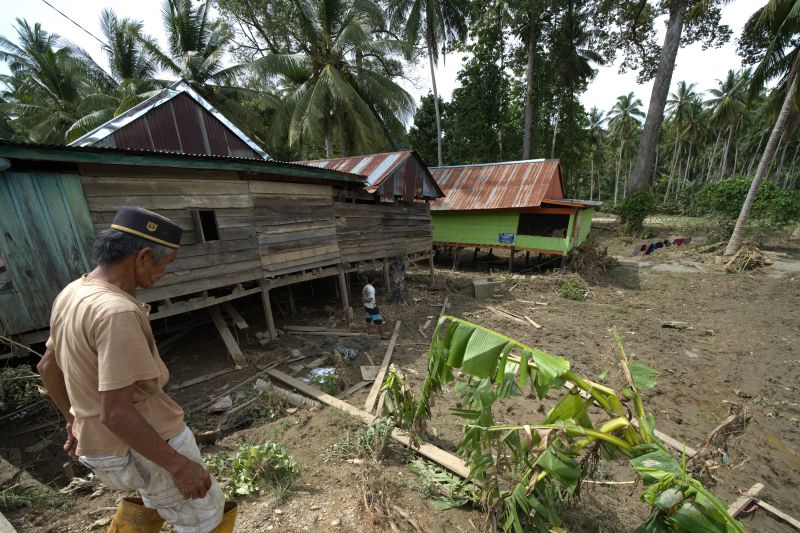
[432,211,569,253]
[574,208,594,248]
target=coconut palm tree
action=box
[608,92,645,206]
[707,70,748,181]
[388,0,467,166]
[0,20,89,143]
[586,107,606,201]
[256,0,414,157]
[664,81,698,199]
[726,0,800,255]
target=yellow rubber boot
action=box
[107,497,164,532]
[208,502,238,533]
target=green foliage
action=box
[309,371,339,396]
[0,365,41,414]
[324,416,395,462]
[406,316,744,532]
[379,365,415,428]
[619,191,658,234]
[0,484,63,512]
[694,178,800,230]
[408,94,442,167]
[558,279,586,301]
[406,457,480,510]
[205,442,299,498]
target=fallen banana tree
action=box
[385,316,743,532]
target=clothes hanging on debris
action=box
[631,236,694,256]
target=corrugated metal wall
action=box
[0,172,95,334]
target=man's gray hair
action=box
[92,229,174,266]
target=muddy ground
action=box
[3,224,800,532]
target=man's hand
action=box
[64,420,78,459]
[168,455,212,499]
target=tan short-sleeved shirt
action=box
[47,275,184,456]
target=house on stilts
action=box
[0,88,439,365]
[429,159,601,267]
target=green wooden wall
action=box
[431,208,595,255]
[0,172,95,335]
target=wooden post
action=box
[473,247,479,262]
[338,270,350,309]
[509,248,515,272]
[452,247,459,271]
[429,253,434,284]
[525,251,530,265]
[260,280,277,340]
[287,285,296,314]
[208,306,247,368]
[383,258,391,293]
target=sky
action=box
[0,0,758,115]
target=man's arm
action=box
[100,386,211,499]
[37,347,77,458]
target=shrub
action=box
[693,178,800,230]
[0,365,41,414]
[206,443,299,498]
[559,279,586,301]
[618,191,658,234]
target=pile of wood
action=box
[724,245,773,273]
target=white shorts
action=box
[80,426,224,533]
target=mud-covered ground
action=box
[4,225,800,532]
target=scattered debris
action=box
[662,321,689,330]
[59,476,97,495]
[209,396,233,413]
[524,316,542,329]
[360,366,381,381]
[724,245,773,273]
[486,305,526,325]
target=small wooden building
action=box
[0,142,434,355]
[430,159,600,263]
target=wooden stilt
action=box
[509,248,515,272]
[525,251,530,265]
[260,280,277,340]
[473,247,479,262]
[221,302,248,329]
[383,258,391,292]
[338,270,350,309]
[287,285,296,314]
[429,253,434,284]
[209,306,247,368]
[452,247,459,271]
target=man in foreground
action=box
[38,206,234,533]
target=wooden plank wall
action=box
[250,181,341,277]
[81,176,261,302]
[334,202,432,263]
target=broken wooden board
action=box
[338,380,372,399]
[486,305,526,324]
[755,499,800,529]
[208,306,247,368]
[360,365,381,381]
[364,320,401,413]
[284,326,364,337]
[266,368,470,479]
[524,315,542,329]
[167,368,234,392]
[728,483,764,517]
[221,302,249,329]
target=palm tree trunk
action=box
[337,111,348,156]
[324,122,334,158]
[589,158,594,201]
[614,148,622,207]
[428,43,443,167]
[719,125,733,180]
[748,130,767,175]
[706,130,722,182]
[550,94,562,159]
[725,61,798,256]
[732,142,739,176]
[682,141,693,190]
[666,128,680,200]
[778,134,790,182]
[626,0,689,196]
[785,141,800,188]
[625,160,632,198]
[522,18,538,159]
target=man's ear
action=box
[135,247,154,266]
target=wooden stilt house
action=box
[429,159,600,264]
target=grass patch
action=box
[559,279,587,301]
[406,458,479,510]
[0,484,71,512]
[324,417,395,462]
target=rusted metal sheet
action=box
[297,151,443,201]
[430,160,564,211]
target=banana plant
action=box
[397,316,743,533]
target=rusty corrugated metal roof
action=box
[298,151,409,188]
[296,151,444,200]
[430,159,564,211]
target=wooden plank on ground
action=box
[364,321,402,413]
[728,483,765,517]
[267,369,375,425]
[208,306,248,368]
[266,369,470,479]
[360,365,381,381]
[755,499,800,529]
[524,316,542,329]
[486,305,526,324]
[221,302,249,329]
[338,380,372,399]
[167,368,234,392]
